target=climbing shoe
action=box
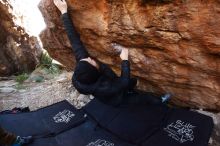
[12,136,33,146]
[161,93,172,103]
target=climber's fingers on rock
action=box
[53,0,59,6]
[53,0,66,7]
[53,0,68,14]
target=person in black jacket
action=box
[53,0,170,106]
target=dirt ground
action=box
[0,71,92,111]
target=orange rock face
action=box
[39,0,220,110]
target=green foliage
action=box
[15,73,29,84]
[32,76,44,83]
[40,52,53,68]
[38,52,61,75]
[44,64,61,75]
[15,84,26,90]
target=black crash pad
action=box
[84,98,170,144]
[141,109,214,146]
[84,99,214,146]
[0,99,214,146]
[0,101,85,137]
[0,100,134,146]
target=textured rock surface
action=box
[39,0,220,110]
[0,0,42,76]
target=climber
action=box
[53,0,171,106]
[0,126,33,146]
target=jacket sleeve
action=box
[72,60,131,96]
[62,13,89,62]
[120,60,130,80]
[94,60,130,97]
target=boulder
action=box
[39,0,220,110]
[0,0,42,76]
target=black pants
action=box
[121,90,162,106]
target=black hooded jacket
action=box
[62,12,134,105]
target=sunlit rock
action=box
[0,0,42,76]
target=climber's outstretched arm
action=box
[53,0,89,62]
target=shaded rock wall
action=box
[0,0,42,76]
[39,0,220,110]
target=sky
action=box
[10,0,46,36]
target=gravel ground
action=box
[0,71,92,111]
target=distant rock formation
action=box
[0,0,42,76]
[39,0,220,110]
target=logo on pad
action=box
[164,120,196,143]
[86,139,114,146]
[53,110,75,123]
